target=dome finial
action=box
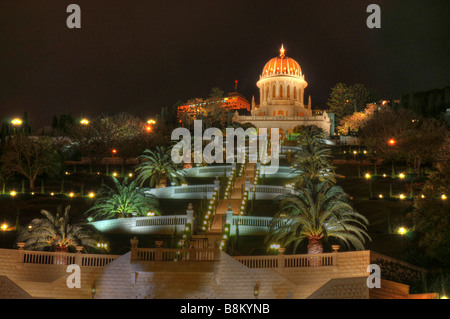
[279,44,285,57]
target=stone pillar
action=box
[17,242,25,263]
[75,245,83,265]
[130,237,139,261]
[214,176,220,192]
[186,203,194,226]
[278,248,286,268]
[226,204,234,225]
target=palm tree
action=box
[291,126,336,187]
[17,205,102,252]
[267,179,370,264]
[86,177,159,220]
[135,146,185,188]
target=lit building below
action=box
[177,92,250,121]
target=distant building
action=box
[177,92,250,121]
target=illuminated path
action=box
[209,163,257,233]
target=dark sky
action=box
[1,0,449,128]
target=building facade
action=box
[233,45,331,135]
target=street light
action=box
[11,118,22,126]
[398,227,407,235]
[80,118,89,125]
[399,173,405,179]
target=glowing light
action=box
[383,174,387,178]
[113,172,118,177]
[11,118,22,125]
[399,194,405,200]
[112,149,117,154]
[10,191,16,197]
[421,194,425,199]
[388,139,396,146]
[88,192,95,198]
[147,119,156,125]
[365,173,371,179]
[399,173,405,179]
[442,194,447,200]
[378,194,383,199]
[128,173,133,178]
[147,212,155,217]
[80,119,89,125]
[270,243,280,250]
[69,192,74,198]
[1,223,8,231]
[50,192,54,196]
[398,227,407,235]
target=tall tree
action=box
[267,179,370,257]
[135,146,185,188]
[1,134,61,190]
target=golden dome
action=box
[261,45,302,78]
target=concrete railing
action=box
[17,250,120,267]
[229,216,287,236]
[131,248,219,262]
[234,252,336,268]
[91,214,191,235]
[247,185,295,200]
[135,215,187,227]
[144,184,217,199]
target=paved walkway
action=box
[208,163,257,233]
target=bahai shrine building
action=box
[233,45,332,135]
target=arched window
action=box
[294,87,297,100]
[272,85,276,98]
[273,111,276,116]
[278,110,284,116]
[287,85,290,99]
[279,85,283,98]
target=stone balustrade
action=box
[233,252,336,269]
[144,184,217,199]
[14,249,120,267]
[131,248,219,262]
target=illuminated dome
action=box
[261,45,302,77]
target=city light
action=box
[398,227,407,235]
[80,118,89,125]
[399,173,405,179]
[1,223,8,231]
[10,191,16,197]
[442,194,447,200]
[11,118,22,125]
[270,243,280,250]
[388,139,396,146]
[365,173,371,179]
[88,192,95,198]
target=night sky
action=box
[1,0,449,128]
